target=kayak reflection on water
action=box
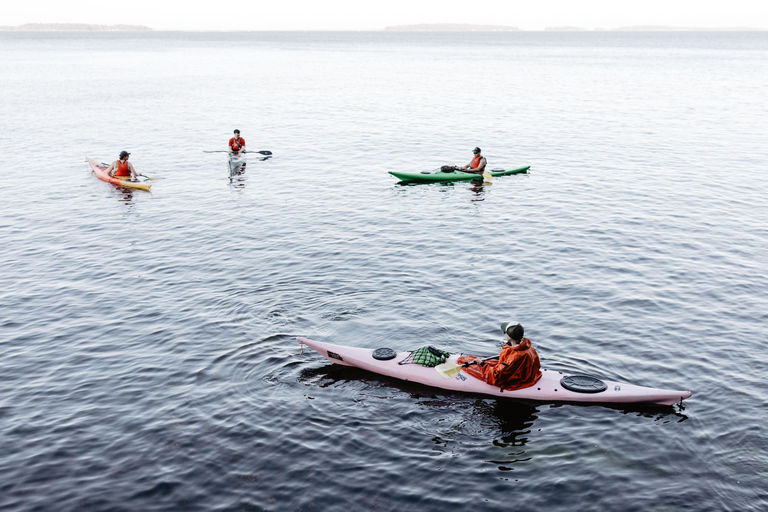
[228,170,246,190]
[473,399,540,448]
[227,155,271,189]
[469,181,488,201]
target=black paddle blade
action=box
[247,150,272,155]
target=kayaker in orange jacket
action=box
[460,147,487,174]
[457,322,542,391]
[106,151,139,179]
[229,129,245,156]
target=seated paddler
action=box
[106,151,139,180]
[457,322,542,391]
[459,147,487,174]
[229,129,245,156]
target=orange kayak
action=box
[86,157,151,191]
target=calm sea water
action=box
[1,30,767,511]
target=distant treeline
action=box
[0,23,152,31]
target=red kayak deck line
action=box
[86,158,151,191]
[298,337,692,406]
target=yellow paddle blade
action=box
[435,363,463,379]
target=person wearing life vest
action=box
[460,147,487,174]
[106,151,139,180]
[229,129,246,157]
[457,322,542,391]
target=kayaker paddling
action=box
[460,147,487,174]
[457,322,542,391]
[229,129,245,157]
[106,151,139,180]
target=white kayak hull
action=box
[229,153,246,170]
[298,337,692,406]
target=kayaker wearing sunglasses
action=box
[457,322,542,391]
[229,129,245,157]
[106,151,139,180]
[459,147,487,174]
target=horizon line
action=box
[2,23,768,32]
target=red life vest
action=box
[471,155,485,169]
[114,159,130,177]
[229,137,245,151]
[457,337,542,391]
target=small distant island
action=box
[0,23,152,31]
[385,24,518,32]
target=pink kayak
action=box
[298,337,692,406]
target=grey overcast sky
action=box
[4,0,768,31]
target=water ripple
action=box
[1,30,767,512]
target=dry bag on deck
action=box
[398,346,450,367]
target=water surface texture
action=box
[1,31,767,511]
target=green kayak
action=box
[390,166,530,183]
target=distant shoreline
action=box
[0,23,152,31]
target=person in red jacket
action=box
[457,322,542,391]
[229,129,245,156]
[460,147,487,174]
[106,151,139,179]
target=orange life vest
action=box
[471,155,485,169]
[113,159,130,177]
[457,338,542,391]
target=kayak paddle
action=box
[435,356,502,379]
[454,161,491,180]
[95,162,160,182]
[203,150,272,155]
[435,363,464,379]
